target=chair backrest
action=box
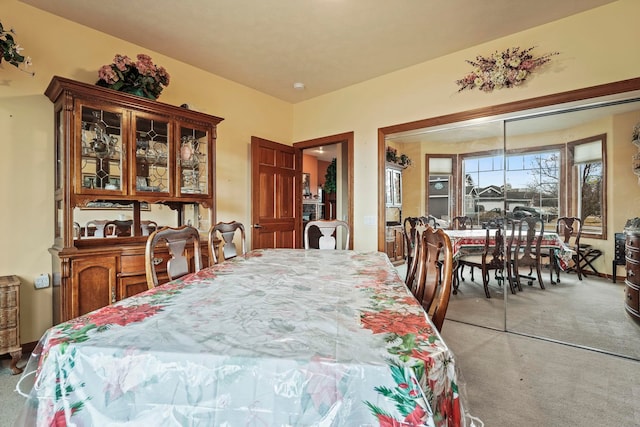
[104,219,133,237]
[450,216,473,230]
[208,221,247,264]
[145,225,202,289]
[420,215,438,228]
[515,216,544,264]
[413,226,454,332]
[403,216,421,285]
[85,219,110,237]
[556,216,582,251]
[483,226,505,270]
[405,221,427,294]
[505,218,520,262]
[141,220,158,236]
[304,219,350,250]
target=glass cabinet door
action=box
[132,113,171,195]
[178,125,210,196]
[79,105,124,192]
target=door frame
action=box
[294,132,354,249]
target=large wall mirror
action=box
[379,78,640,360]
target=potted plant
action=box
[324,158,337,194]
[96,54,170,100]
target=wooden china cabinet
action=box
[46,76,223,324]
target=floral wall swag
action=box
[0,20,33,75]
[455,46,558,93]
[96,54,170,100]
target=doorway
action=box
[294,132,354,249]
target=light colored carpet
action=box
[441,321,640,427]
[0,355,29,427]
[446,267,640,360]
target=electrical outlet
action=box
[35,273,50,289]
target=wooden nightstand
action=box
[0,275,22,374]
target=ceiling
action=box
[21,0,616,103]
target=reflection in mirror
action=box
[386,120,507,330]
[72,203,210,239]
[384,89,640,361]
[504,98,640,360]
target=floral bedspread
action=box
[16,249,463,426]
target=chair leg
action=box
[481,265,491,298]
[547,249,556,285]
[573,254,583,281]
[535,263,545,290]
[505,261,517,294]
[453,264,459,295]
[513,261,523,292]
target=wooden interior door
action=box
[251,136,302,248]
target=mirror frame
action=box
[377,77,640,252]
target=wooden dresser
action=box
[624,219,640,323]
[0,275,22,374]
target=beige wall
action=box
[292,0,640,251]
[1,0,293,342]
[2,0,640,342]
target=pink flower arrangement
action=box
[455,46,558,93]
[96,53,170,99]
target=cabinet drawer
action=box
[626,259,640,285]
[0,328,18,349]
[626,234,640,249]
[0,308,18,329]
[626,246,640,263]
[121,252,170,275]
[0,289,17,309]
[625,284,639,311]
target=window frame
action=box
[567,134,607,240]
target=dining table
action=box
[15,249,471,427]
[444,228,574,267]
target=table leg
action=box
[9,349,23,375]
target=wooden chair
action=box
[402,217,422,284]
[449,215,473,280]
[304,219,350,250]
[405,221,427,294]
[412,226,454,331]
[145,225,202,289]
[553,216,584,282]
[420,215,439,228]
[511,217,545,290]
[208,221,246,264]
[456,227,505,298]
[84,220,110,237]
[104,219,133,237]
[141,220,158,236]
[504,218,521,294]
[450,215,473,230]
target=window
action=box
[425,154,457,221]
[461,153,504,224]
[568,134,607,238]
[459,148,561,227]
[505,150,560,226]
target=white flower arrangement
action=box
[455,46,558,93]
